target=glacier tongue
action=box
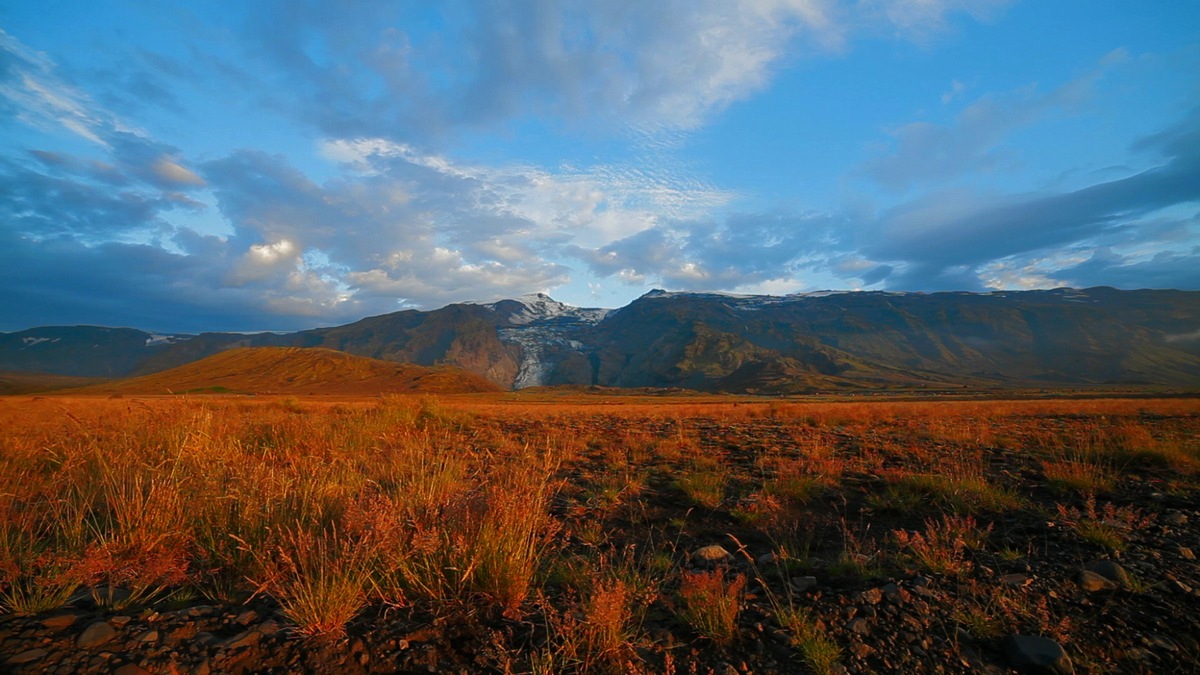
[477,293,611,388]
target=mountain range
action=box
[3,287,1200,393]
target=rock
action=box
[1005,635,1073,674]
[41,613,79,630]
[7,648,48,665]
[187,605,214,618]
[77,621,117,648]
[1179,547,1196,561]
[790,576,818,593]
[850,618,871,635]
[257,619,282,636]
[111,615,132,627]
[692,545,733,565]
[1002,573,1031,588]
[757,552,778,566]
[1078,570,1117,592]
[114,665,150,675]
[137,630,159,643]
[1163,511,1188,526]
[221,629,261,650]
[234,609,259,626]
[1166,578,1193,594]
[860,588,883,605]
[882,583,902,602]
[1088,560,1130,588]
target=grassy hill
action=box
[76,347,503,395]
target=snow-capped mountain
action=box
[473,293,612,326]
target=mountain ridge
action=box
[4,287,1199,393]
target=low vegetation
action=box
[0,394,1198,672]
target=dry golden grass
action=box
[0,391,1197,672]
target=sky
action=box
[1,1,1198,333]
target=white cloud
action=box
[0,30,114,145]
[227,1,1013,139]
[152,157,206,186]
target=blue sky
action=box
[1,1,1198,332]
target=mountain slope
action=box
[76,347,503,395]
[0,326,195,377]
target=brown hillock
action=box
[75,347,503,395]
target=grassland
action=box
[1,393,1199,673]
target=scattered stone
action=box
[7,648,48,665]
[1166,578,1193,594]
[221,629,261,650]
[234,609,259,626]
[77,621,117,649]
[860,588,883,605]
[1179,547,1196,561]
[851,642,874,659]
[186,605,214,618]
[692,545,733,565]
[1002,573,1031,588]
[1078,570,1117,592]
[40,613,78,630]
[790,576,818,593]
[111,615,133,627]
[1163,511,1188,526]
[1005,635,1073,674]
[1088,560,1130,588]
[137,630,159,643]
[850,618,871,635]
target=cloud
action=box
[864,50,1124,191]
[0,29,121,145]
[846,108,1200,290]
[573,210,845,291]
[203,139,738,309]
[210,1,1010,140]
[152,157,205,187]
[1056,246,1200,290]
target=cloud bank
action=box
[2,3,1198,333]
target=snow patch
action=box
[472,293,612,326]
[145,334,192,347]
[21,337,61,347]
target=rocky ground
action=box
[2,401,1200,673]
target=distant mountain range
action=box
[69,347,502,396]
[4,287,1200,393]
